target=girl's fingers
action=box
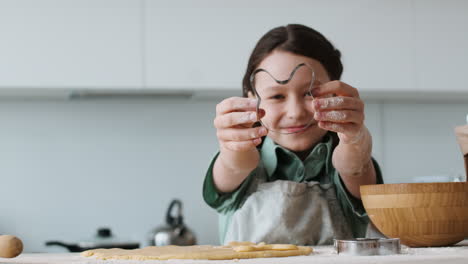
[312,80,360,98]
[312,96,364,112]
[216,97,258,115]
[217,126,268,141]
[314,110,364,124]
[214,109,265,129]
[214,96,267,151]
[318,121,361,135]
[222,138,263,152]
[318,122,366,144]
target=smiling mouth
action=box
[283,125,309,134]
[280,120,319,134]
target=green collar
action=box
[260,133,334,181]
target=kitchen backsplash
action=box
[0,98,465,253]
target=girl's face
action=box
[250,50,331,152]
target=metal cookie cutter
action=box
[334,238,401,256]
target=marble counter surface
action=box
[4,240,468,264]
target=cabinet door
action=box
[145,0,414,92]
[0,0,142,88]
[145,1,275,90]
[414,0,468,92]
[327,0,414,92]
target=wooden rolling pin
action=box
[0,235,23,258]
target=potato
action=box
[0,235,23,258]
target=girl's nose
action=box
[286,97,308,120]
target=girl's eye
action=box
[270,94,285,100]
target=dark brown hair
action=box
[242,24,343,97]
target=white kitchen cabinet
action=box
[0,0,465,98]
[144,0,414,92]
[414,0,468,92]
[330,1,414,92]
[0,0,142,89]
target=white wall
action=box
[0,98,220,253]
[382,102,467,182]
[0,98,466,253]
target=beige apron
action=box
[224,174,354,245]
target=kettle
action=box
[148,199,197,246]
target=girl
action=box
[203,24,382,245]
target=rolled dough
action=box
[81,242,313,260]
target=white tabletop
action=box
[4,241,468,264]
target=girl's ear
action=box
[247,91,256,99]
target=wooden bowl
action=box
[360,182,468,247]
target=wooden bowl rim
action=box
[360,182,468,195]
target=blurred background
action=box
[0,0,467,253]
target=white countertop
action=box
[4,241,468,264]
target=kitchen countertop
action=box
[4,240,468,264]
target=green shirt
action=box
[203,133,383,244]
